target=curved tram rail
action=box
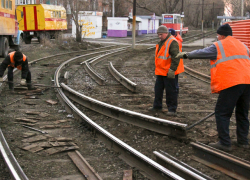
[57,52,250,179]
[56,47,250,179]
[54,49,212,180]
[0,76,29,180]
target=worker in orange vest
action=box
[168,28,183,51]
[148,25,184,116]
[176,24,250,151]
[0,51,35,91]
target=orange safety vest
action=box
[155,36,184,76]
[175,34,183,51]
[8,52,26,70]
[211,36,250,93]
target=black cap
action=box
[14,51,23,62]
[217,24,232,36]
[168,28,176,36]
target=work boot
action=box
[208,142,232,152]
[27,84,36,90]
[166,111,177,116]
[232,140,249,149]
[27,82,36,90]
[8,81,14,92]
[148,107,162,112]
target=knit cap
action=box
[168,28,176,36]
[157,25,168,34]
[217,24,233,36]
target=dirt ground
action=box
[0,34,249,180]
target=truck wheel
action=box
[24,37,31,44]
[1,37,9,58]
[39,33,45,43]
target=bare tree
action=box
[224,0,250,16]
[245,0,250,16]
[122,0,224,29]
[124,0,182,16]
[66,0,90,42]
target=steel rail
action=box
[142,30,215,44]
[29,45,118,65]
[54,65,185,180]
[83,61,106,85]
[50,46,187,138]
[108,61,137,92]
[79,47,128,65]
[0,76,29,180]
[146,30,216,50]
[80,54,104,65]
[184,65,211,83]
[0,129,29,180]
[183,30,216,44]
[191,142,250,180]
[89,47,129,65]
[60,83,187,138]
[154,150,213,180]
[81,47,128,85]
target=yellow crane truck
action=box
[16,4,67,44]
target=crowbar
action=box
[22,125,48,134]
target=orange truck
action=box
[0,0,21,57]
[16,4,67,44]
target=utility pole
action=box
[202,0,205,47]
[241,0,244,18]
[132,0,136,48]
[180,0,184,36]
[112,0,115,17]
[212,2,214,30]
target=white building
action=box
[107,17,128,37]
[137,15,161,34]
[72,11,103,39]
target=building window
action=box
[5,0,8,8]
[9,0,12,9]
[1,0,5,8]
[20,0,26,4]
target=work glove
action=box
[176,52,188,59]
[167,69,175,79]
[20,79,26,86]
[0,77,3,82]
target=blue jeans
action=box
[153,75,179,112]
[215,84,250,146]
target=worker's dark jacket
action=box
[0,55,29,79]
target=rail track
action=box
[0,33,249,180]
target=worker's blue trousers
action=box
[153,75,179,112]
[215,84,250,146]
